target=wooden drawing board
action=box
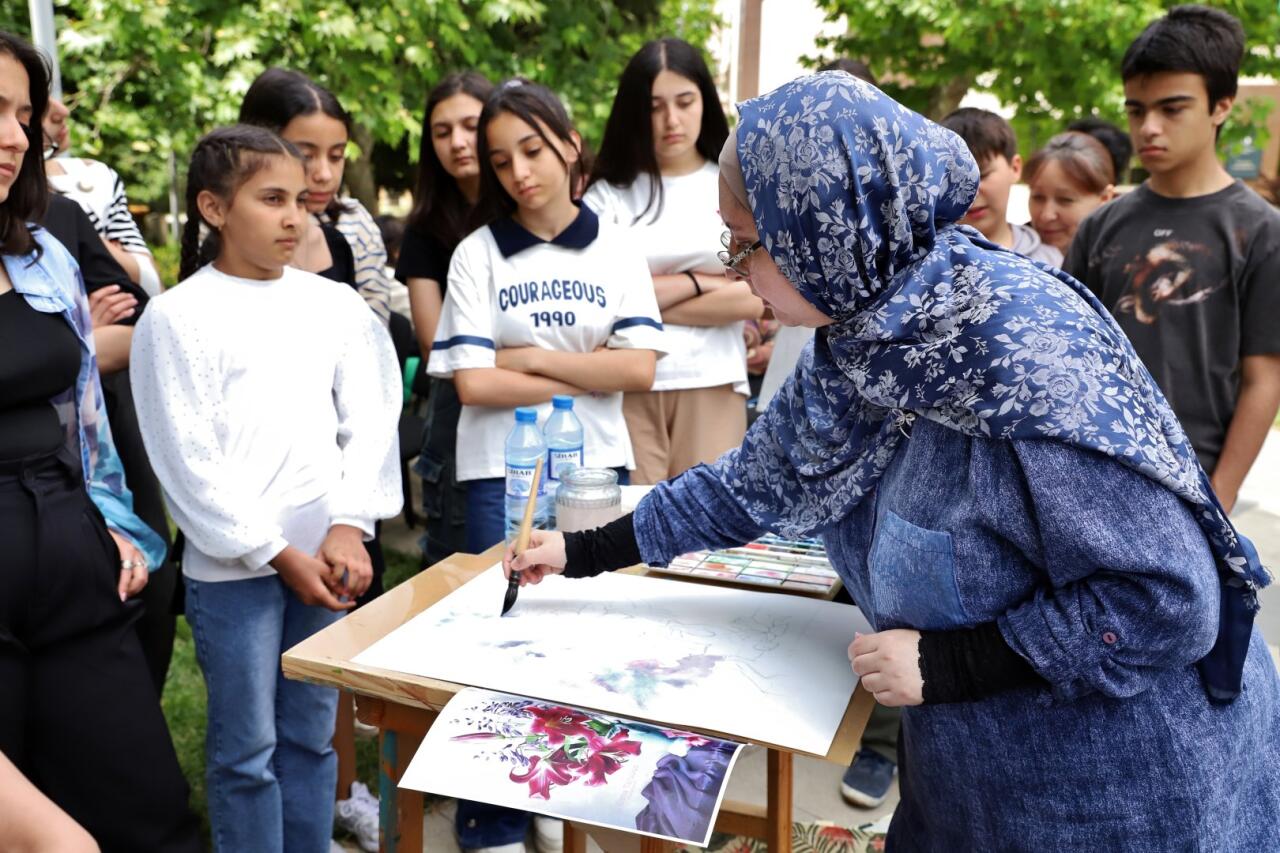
[283,543,872,763]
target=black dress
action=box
[0,285,201,852]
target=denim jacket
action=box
[634,418,1280,850]
[4,228,165,568]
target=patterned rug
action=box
[678,821,887,853]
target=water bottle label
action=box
[548,446,584,481]
[506,463,545,498]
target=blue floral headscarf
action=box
[719,72,1268,703]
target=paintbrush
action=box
[502,456,544,616]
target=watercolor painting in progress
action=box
[402,688,744,846]
[353,566,870,755]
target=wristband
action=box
[685,271,702,296]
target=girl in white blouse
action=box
[130,125,400,853]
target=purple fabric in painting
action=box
[634,741,736,840]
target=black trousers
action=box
[0,449,200,853]
[416,377,469,567]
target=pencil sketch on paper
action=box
[401,688,745,847]
[353,565,869,755]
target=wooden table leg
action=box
[378,728,425,853]
[564,821,588,853]
[766,749,793,853]
[335,691,357,799]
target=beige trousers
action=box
[623,384,747,485]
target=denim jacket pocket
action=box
[868,509,969,630]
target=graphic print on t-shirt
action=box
[1066,181,1280,473]
[1115,235,1228,324]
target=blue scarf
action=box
[721,72,1269,703]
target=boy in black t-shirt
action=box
[1065,4,1280,513]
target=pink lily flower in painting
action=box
[525,704,596,745]
[510,750,577,799]
[581,730,642,786]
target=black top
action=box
[0,289,81,461]
[394,229,452,291]
[316,221,357,288]
[41,194,149,323]
[1065,181,1280,473]
[562,514,1042,705]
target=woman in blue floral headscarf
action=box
[508,72,1280,849]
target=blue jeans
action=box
[186,574,341,853]
[464,468,631,554]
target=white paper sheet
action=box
[401,688,745,847]
[354,566,869,755]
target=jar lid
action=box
[561,468,619,488]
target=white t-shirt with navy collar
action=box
[427,206,667,483]
[583,161,749,395]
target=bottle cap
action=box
[515,407,538,423]
[552,395,574,410]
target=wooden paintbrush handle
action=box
[513,456,544,556]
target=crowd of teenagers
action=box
[1,3,1278,852]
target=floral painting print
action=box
[400,688,743,846]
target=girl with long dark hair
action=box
[398,71,494,567]
[584,38,762,484]
[240,67,392,323]
[0,29,200,851]
[239,68,358,287]
[427,82,666,850]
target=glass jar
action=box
[555,468,622,533]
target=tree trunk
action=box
[925,74,974,121]
[346,124,378,214]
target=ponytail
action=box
[178,125,302,281]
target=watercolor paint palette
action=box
[651,534,841,596]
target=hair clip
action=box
[501,79,525,90]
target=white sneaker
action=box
[335,782,380,853]
[533,816,563,853]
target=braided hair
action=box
[178,125,301,281]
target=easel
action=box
[283,544,875,852]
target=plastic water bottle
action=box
[505,407,549,543]
[543,395,584,528]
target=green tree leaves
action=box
[3,0,720,209]
[811,0,1280,158]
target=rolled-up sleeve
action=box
[998,440,1220,703]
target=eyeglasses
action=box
[718,231,761,276]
